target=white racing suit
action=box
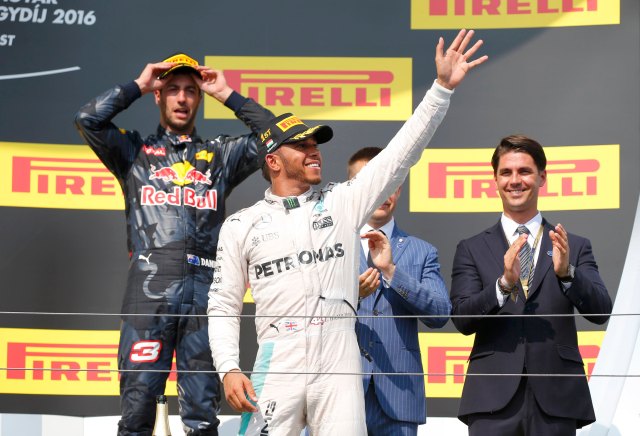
[208,81,452,435]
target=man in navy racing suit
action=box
[74,53,274,436]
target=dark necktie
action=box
[366,250,375,268]
[516,225,533,298]
[365,229,387,268]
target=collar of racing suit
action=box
[154,124,204,149]
[263,187,317,210]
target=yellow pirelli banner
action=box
[0,328,178,396]
[411,0,619,29]
[420,331,605,397]
[0,141,124,210]
[1,328,603,397]
[410,144,619,212]
[204,56,412,121]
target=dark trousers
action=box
[117,313,220,436]
[467,375,577,436]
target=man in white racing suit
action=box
[208,30,487,436]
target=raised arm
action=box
[334,29,488,232]
[74,82,143,178]
[134,61,179,95]
[206,67,275,188]
[435,29,488,90]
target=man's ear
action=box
[265,153,281,172]
[154,89,161,106]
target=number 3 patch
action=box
[130,340,162,363]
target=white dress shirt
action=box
[496,212,543,306]
[360,217,395,258]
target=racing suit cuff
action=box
[224,91,249,113]
[218,360,241,377]
[121,81,142,106]
[428,79,454,103]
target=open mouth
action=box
[174,108,189,119]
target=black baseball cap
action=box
[260,113,333,153]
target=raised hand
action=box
[133,62,179,95]
[195,66,233,103]
[361,231,395,280]
[549,223,571,277]
[435,29,488,90]
[503,233,527,287]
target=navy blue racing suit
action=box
[75,81,273,436]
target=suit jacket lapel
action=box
[483,221,510,273]
[358,243,376,312]
[391,225,409,265]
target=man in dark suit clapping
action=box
[450,135,612,435]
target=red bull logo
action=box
[149,165,180,183]
[185,167,212,185]
[145,162,216,209]
[141,186,218,210]
[149,162,212,186]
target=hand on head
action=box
[134,56,234,103]
[194,66,233,102]
[134,61,180,95]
